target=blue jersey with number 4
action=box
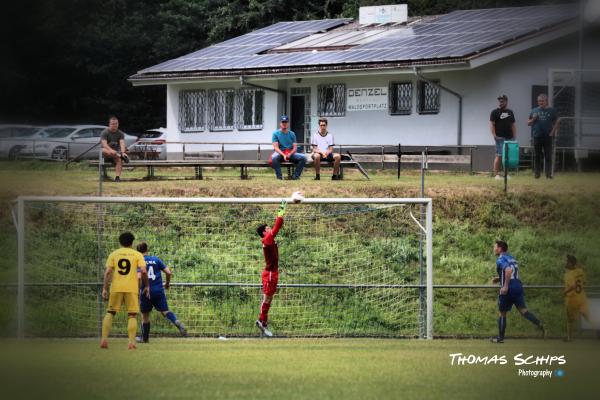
[142,255,166,292]
[496,252,522,288]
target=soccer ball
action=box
[291,191,305,203]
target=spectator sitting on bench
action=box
[270,115,306,180]
[311,117,341,180]
[101,115,129,182]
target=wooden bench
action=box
[350,152,474,176]
[89,158,369,180]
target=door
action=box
[291,87,311,152]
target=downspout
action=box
[413,67,463,152]
[240,76,288,115]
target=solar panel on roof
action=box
[134,5,575,76]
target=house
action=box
[129,3,598,170]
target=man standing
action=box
[271,115,306,180]
[489,95,516,179]
[490,240,546,343]
[528,94,558,179]
[311,117,342,180]
[563,255,594,341]
[101,115,129,182]
[255,200,287,337]
[101,232,149,350]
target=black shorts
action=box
[312,153,334,162]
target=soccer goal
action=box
[13,196,433,339]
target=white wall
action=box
[164,35,584,157]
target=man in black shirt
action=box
[101,116,129,182]
[489,95,516,179]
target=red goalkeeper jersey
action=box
[261,216,283,272]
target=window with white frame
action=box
[237,89,264,130]
[389,81,413,115]
[318,84,345,117]
[179,90,206,132]
[417,80,440,114]
[208,89,235,131]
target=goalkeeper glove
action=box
[277,200,287,217]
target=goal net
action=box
[14,196,433,339]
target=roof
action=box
[130,4,577,82]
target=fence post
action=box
[17,198,25,339]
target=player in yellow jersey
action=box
[100,232,150,349]
[563,255,593,341]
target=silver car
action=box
[127,128,167,160]
[0,125,46,160]
[21,125,138,161]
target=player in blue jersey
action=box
[490,240,546,343]
[136,242,186,342]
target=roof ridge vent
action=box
[359,4,408,25]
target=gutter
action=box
[240,76,288,114]
[413,67,463,149]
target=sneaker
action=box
[175,320,187,337]
[534,174,541,179]
[494,175,502,180]
[256,320,273,337]
[100,339,108,349]
[115,176,121,182]
[276,176,283,180]
[332,174,341,181]
[135,336,142,343]
[490,336,504,343]
[546,175,553,179]
[314,174,320,180]
[291,176,300,180]
[128,343,137,350]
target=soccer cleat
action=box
[494,175,502,180]
[100,339,108,349]
[175,320,187,337]
[490,336,504,343]
[541,325,548,340]
[256,320,273,337]
[128,343,137,350]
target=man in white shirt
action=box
[311,118,341,180]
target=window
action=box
[389,81,413,115]
[318,84,345,117]
[237,89,264,130]
[417,80,440,114]
[208,89,235,131]
[179,90,206,132]
[74,129,95,139]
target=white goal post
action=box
[14,196,433,339]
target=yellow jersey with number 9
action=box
[106,247,146,293]
[564,267,586,301]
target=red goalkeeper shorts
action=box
[262,270,279,296]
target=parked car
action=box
[0,125,46,160]
[127,128,167,160]
[21,125,138,161]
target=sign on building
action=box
[347,87,388,112]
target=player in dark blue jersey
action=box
[491,240,546,343]
[136,242,186,342]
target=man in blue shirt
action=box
[528,94,558,179]
[136,242,186,342]
[491,240,546,343]
[270,115,306,180]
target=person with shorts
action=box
[563,254,595,341]
[489,95,516,179]
[100,232,149,349]
[311,117,341,180]
[100,115,130,182]
[490,240,546,343]
[255,200,287,337]
[136,242,186,343]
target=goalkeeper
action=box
[255,200,286,337]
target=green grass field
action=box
[0,338,598,399]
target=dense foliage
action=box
[2,0,560,131]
